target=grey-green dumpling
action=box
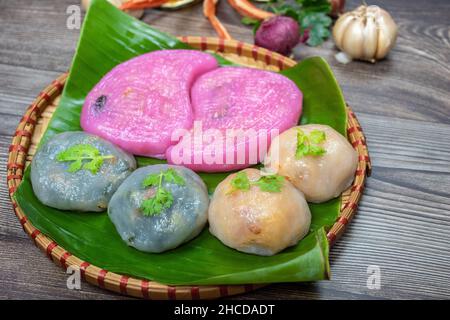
[108,164,209,253]
[31,131,136,212]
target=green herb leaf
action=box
[82,156,104,173]
[296,128,327,158]
[295,0,331,14]
[56,144,114,174]
[140,168,185,216]
[164,168,185,186]
[229,171,251,193]
[141,187,174,216]
[142,172,161,188]
[295,141,310,158]
[300,12,332,47]
[252,20,263,35]
[229,171,284,194]
[309,144,327,156]
[255,174,285,192]
[309,129,326,144]
[241,17,262,36]
[241,17,259,25]
[295,129,308,158]
[56,144,99,160]
[271,3,301,20]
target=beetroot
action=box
[255,16,300,56]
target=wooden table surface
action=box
[0,0,449,300]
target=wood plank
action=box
[0,0,449,300]
[294,4,450,124]
[0,65,61,136]
[0,235,129,300]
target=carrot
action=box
[120,0,169,10]
[227,0,274,20]
[203,0,232,40]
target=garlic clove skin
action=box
[332,5,398,63]
[374,8,398,60]
[335,51,352,64]
[362,15,378,62]
[81,0,144,19]
[332,13,354,47]
[342,18,365,60]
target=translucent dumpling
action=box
[208,168,311,256]
[108,164,209,253]
[264,124,358,203]
[31,131,136,212]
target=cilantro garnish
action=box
[296,129,327,158]
[140,168,185,216]
[255,174,285,193]
[230,171,251,192]
[228,171,285,194]
[56,144,114,174]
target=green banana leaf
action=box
[13,0,348,285]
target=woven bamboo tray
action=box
[7,37,371,299]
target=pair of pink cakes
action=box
[81,50,302,172]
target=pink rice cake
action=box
[81,50,218,158]
[166,67,302,172]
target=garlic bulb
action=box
[81,0,144,19]
[333,5,398,63]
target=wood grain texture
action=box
[0,0,449,300]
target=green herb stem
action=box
[140,168,185,216]
[57,155,115,161]
[56,144,115,174]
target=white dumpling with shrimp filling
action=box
[208,168,311,256]
[30,131,136,212]
[108,164,209,253]
[264,124,358,203]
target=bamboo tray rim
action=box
[6,37,371,300]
